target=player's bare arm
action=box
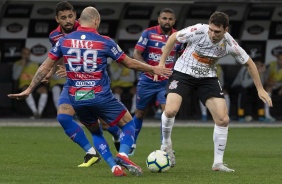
[133,49,154,76]
[56,64,67,78]
[245,57,273,107]
[42,58,64,83]
[153,32,178,81]
[121,55,172,77]
[133,49,146,63]
[8,57,56,100]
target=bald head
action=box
[80,6,100,23]
[79,6,100,28]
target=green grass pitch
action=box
[0,126,281,184]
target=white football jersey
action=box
[174,23,249,78]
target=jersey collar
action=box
[156,25,176,35]
[77,26,99,34]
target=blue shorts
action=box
[136,80,167,110]
[72,95,127,127]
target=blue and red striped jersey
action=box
[48,26,126,105]
[49,21,80,46]
[135,25,184,82]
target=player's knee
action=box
[57,104,75,115]
[165,109,177,118]
[215,115,229,126]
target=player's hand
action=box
[41,78,50,84]
[258,89,273,107]
[153,64,167,81]
[152,65,172,80]
[56,65,67,78]
[153,74,158,81]
[8,89,31,100]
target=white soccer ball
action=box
[146,150,171,173]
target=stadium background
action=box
[0,0,281,120]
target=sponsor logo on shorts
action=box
[169,80,179,89]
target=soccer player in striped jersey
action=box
[43,1,121,168]
[130,8,184,157]
[157,11,272,172]
[8,6,172,177]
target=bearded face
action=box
[158,12,176,34]
[56,10,76,34]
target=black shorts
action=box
[166,70,224,105]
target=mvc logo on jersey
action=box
[169,80,179,90]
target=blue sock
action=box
[119,120,135,154]
[106,125,121,140]
[57,114,92,152]
[92,127,116,168]
[133,116,143,144]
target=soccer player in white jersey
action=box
[156,11,273,172]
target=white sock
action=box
[38,93,48,115]
[213,124,228,164]
[161,112,175,146]
[52,86,61,109]
[130,94,136,114]
[25,95,37,114]
[224,94,230,114]
[114,93,121,101]
[199,101,207,116]
[87,147,97,155]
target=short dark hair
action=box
[209,11,229,29]
[159,8,175,16]
[55,1,74,16]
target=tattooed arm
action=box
[8,57,56,100]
